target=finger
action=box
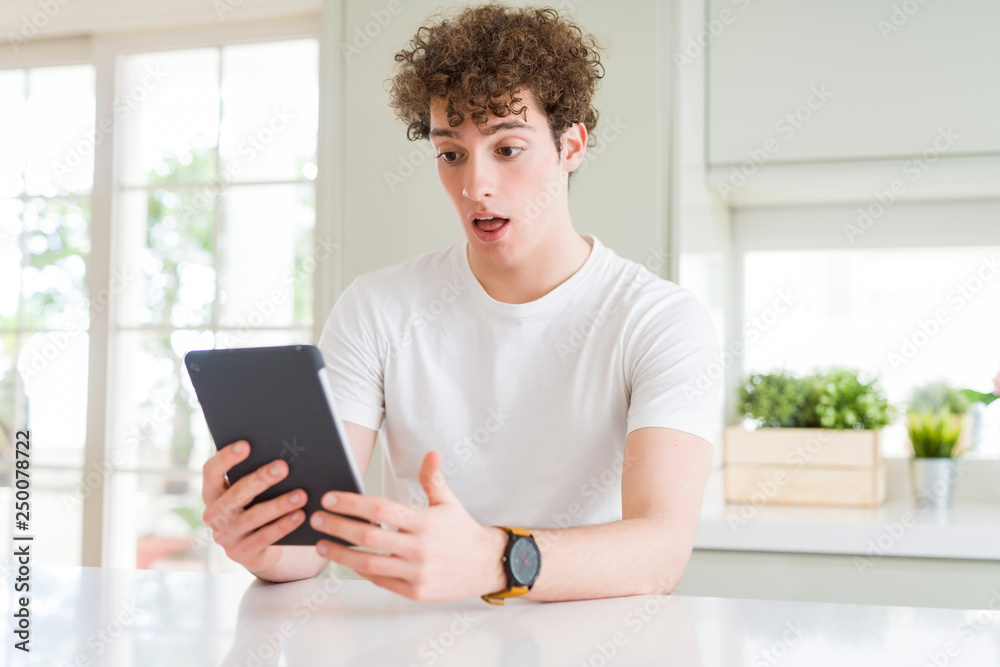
[229,509,307,563]
[205,459,288,536]
[202,440,250,505]
[316,540,414,581]
[309,510,417,557]
[228,488,308,541]
[419,450,460,506]
[320,492,419,531]
[365,574,416,599]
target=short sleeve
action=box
[317,278,385,431]
[625,289,723,446]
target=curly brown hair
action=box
[388,3,606,157]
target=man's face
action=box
[429,90,583,271]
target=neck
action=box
[467,225,594,304]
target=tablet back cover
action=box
[185,344,365,546]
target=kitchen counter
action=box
[3,564,999,666]
[695,466,1000,560]
[696,498,1000,560]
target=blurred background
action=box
[0,0,997,597]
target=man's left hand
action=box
[310,450,505,602]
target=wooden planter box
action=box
[724,426,887,507]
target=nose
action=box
[461,154,495,201]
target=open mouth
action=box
[472,216,510,242]
[473,216,509,232]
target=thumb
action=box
[419,451,459,506]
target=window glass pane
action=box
[118,189,215,328]
[218,184,315,328]
[19,332,88,464]
[25,65,96,197]
[0,468,83,566]
[0,70,26,197]
[0,199,23,327]
[744,247,1000,456]
[113,331,214,471]
[21,197,90,330]
[220,39,318,183]
[120,49,220,186]
[113,471,208,571]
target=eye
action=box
[497,146,523,158]
[436,151,460,164]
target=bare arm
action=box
[519,427,713,601]
[306,426,714,602]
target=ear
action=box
[559,122,588,174]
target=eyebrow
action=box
[429,121,537,139]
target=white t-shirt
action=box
[317,234,722,529]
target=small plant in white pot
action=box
[907,376,1000,509]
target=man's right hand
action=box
[201,439,308,574]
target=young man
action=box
[201,4,721,603]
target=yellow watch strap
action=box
[481,526,535,605]
[481,586,529,605]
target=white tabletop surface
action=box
[3,564,999,666]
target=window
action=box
[1,26,320,573]
[742,247,1000,457]
[108,39,319,571]
[0,64,95,566]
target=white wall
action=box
[707,0,1000,164]
[705,0,1000,207]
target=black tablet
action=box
[184,344,369,547]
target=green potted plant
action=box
[725,368,895,507]
[906,376,999,509]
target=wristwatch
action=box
[481,526,541,605]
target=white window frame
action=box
[0,10,344,567]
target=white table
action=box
[3,564,999,666]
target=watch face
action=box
[509,537,540,586]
